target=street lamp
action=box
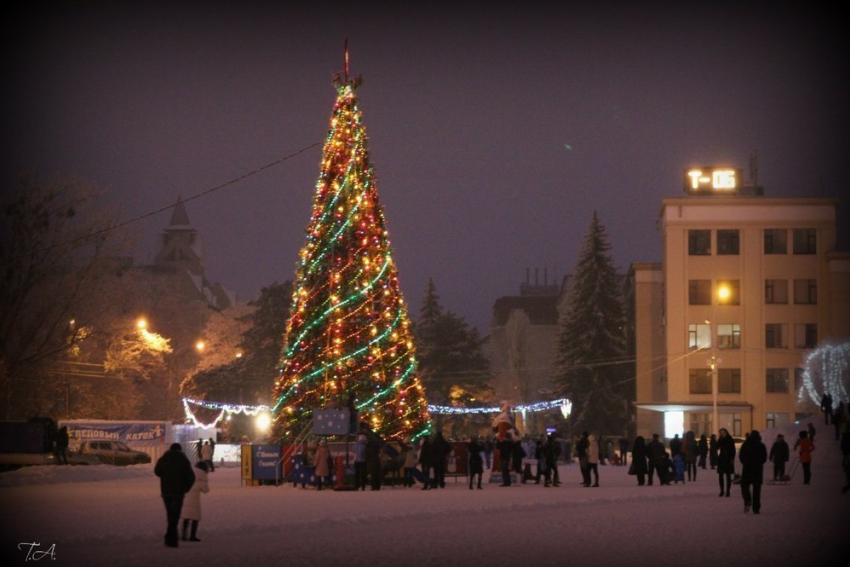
[711,284,730,435]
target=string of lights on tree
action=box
[269,67,431,442]
[183,397,571,429]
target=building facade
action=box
[634,193,850,439]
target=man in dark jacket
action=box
[577,432,590,486]
[768,434,790,481]
[497,432,514,486]
[646,434,665,486]
[432,432,453,488]
[669,433,682,458]
[155,443,196,547]
[739,430,768,514]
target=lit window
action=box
[718,324,741,349]
[688,324,711,350]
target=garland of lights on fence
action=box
[183,397,572,429]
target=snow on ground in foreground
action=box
[1,423,847,567]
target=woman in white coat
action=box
[181,460,210,541]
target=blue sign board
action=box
[62,421,168,446]
[312,408,351,435]
[251,444,282,481]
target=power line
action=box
[11,140,322,261]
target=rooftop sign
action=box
[684,167,742,194]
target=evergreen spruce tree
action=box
[416,277,442,359]
[555,211,629,435]
[415,280,492,436]
[270,73,430,442]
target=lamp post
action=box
[711,284,730,435]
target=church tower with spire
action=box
[154,196,206,277]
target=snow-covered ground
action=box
[2,423,847,567]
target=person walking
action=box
[54,426,69,465]
[669,433,682,458]
[738,430,767,514]
[834,401,845,441]
[586,434,600,487]
[807,422,817,443]
[314,439,331,491]
[716,428,736,497]
[154,443,196,548]
[511,433,526,482]
[483,437,494,469]
[577,431,591,487]
[546,434,560,486]
[200,441,213,472]
[418,436,434,490]
[207,437,216,472]
[365,430,383,491]
[432,432,453,489]
[768,434,790,481]
[353,434,368,490]
[646,433,665,486]
[180,460,210,541]
[709,434,718,470]
[821,392,833,425]
[401,436,417,487]
[630,436,648,486]
[467,436,484,490]
[698,433,709,470]
[797,430,815,485]
[497,432,514,486]
[684,431,698,481]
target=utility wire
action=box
[10,140,322,261]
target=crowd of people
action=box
[151,395,850,548]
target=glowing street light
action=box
[136,317,148,330]
[255,411,271,432]
[195,340,205,352]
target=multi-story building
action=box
[633,170,849,439]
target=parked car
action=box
[78,440,151,465]
[56,449,104,466]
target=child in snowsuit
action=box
[673,453,686,483]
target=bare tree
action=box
[0,171,131,418]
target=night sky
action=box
[3,2,848,333]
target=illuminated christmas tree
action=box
[270,66,431,442]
